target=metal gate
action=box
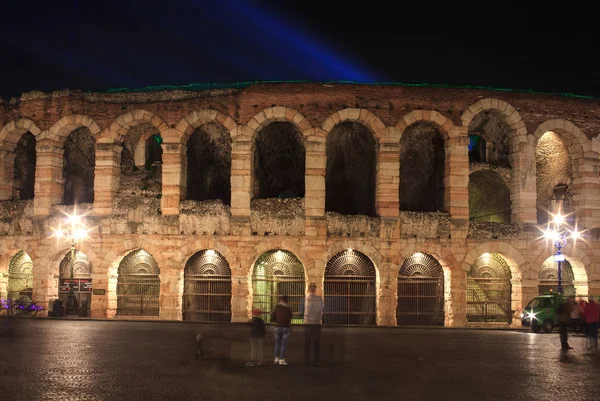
[538,258,575,296]
[397,253,444,326]
[324,250,376,325]
[252,250,305,324]
[183,250,231,322]
[7,250,33,302]
[117,250,160,316]
[466,253,512,323]
[58,250,92,312]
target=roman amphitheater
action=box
[1,82,599,327]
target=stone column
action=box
[448,267,467,326]
[32,256,58,317]
[376,137,400,218]
[445,131,469,219]
[159,267,183,320]
[572,152,600,229]
[0,149,16,200]
[510,138,537,224]
[93,139,122,216]
[231,273,250,322]
[106,265,118,319]
[161,139,186,215]
[33,138,64,216]
[230,132,253,235]
[90,270,110,318]
[377,261,398,326]
[305,134,326,236]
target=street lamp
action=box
[542,212,580,294]
[52,212,89,315]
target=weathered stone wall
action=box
[2,83,600,327]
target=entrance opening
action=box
[183,250,232,322]
[324,250,376,325]
[536,131,572,223]
[469,170,511,223]
[254,122,305,199]
[326,122,376,216]
[468,111,510,167]
[186,123,232,204]
[58,250,92,315]
[63,127,95,205]
[12,132,36,200]
[7,250,33,302]
[119,124,162,197]
[397,253,444,326]
[251,250,305,323]
[467,252,512,323]
[116,250,160,316]
[399,122,445,212]
[538,257,575,296]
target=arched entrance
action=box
[397,253,444,326]
[538,257,575,296]
[183,250,232,322]
[58,250,92,315]
[324,250,376,325]
[251,250,305,323]
[116,250,160,316]
[7,250,33,302]
[467,252,512,323]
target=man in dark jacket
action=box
[557,298,573,351]
[271,295,292,365]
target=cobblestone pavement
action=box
[0,317,599,401]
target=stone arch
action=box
[106,110,168,143]
[461,98,526,141]
[44,114,101,144]
[532,247,589,297]
[248,242,311,280]
[170,109,238,144]
[462,242,525,279]
[62,126,96,205]
[115,248,161,316]
[246,107,312,140]
[0,118,42,148]
[180,241,236,272]
[395,110,455,140]
[321,108,385,141]
[532,119,589,154]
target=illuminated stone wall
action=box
[1,83,600,327]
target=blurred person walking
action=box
[583,297,599,350]
[271,295,292,365]
[303,283,324,366]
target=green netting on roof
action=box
[94,80,597,100]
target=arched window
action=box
[63,127,95,205]
[397,253,444,326]
[536,131,572,223]
[116,250,160,316]
[538,257,575,296]
[12,132,36,200]
[326,123,376,216]
[183,250,232,322]
[7,250,33,302]
[324,250,376,325]
[251,250,305,323]
[466,253,512,324]
[58,250,92,315]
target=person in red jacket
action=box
[583,297,599,350]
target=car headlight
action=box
[520,313,524,319]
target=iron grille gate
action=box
[58,250,92,313]
[183,275,232,322]
[117,276,160,316]
[538,259,575,296]
[116,250,160,316]
[252,276,305,323]
[397,277,444,326]
[324,277,376,325]
[466,278,512,323]
[7,250,33,302]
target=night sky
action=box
[0,0,597,99]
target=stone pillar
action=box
[510,278,524,327]
[445,131,469,219]
[572,152,600,229]
[305,135,325,217]
[32,256,58,317]
[0,149,16,200]
[161,139,186,215]
[230,136,252,217]
[231,274,250,322]
[448,267,467,326]
[90,271,110,318]
[107,265,118,319]
[377,261,398,326]
[93,140,122,216]
[33,138,64,216]
[510,138,537,223]
[159,267,183,320]
[376,138,400,218]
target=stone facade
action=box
[1,82,600,327]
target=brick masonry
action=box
[1,83,600,327]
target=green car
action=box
[521,292,564,333]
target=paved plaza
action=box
[0,318,598,401]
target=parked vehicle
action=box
[10,298,43,317]
[521,292,563,333]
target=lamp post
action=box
[543,212,580,294]
[53,212,88,316]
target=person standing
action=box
[271,295,292,365]
[557,298,573,351]
[246,308,266,366]
[583,297,599,350]
[303,283,324,366]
